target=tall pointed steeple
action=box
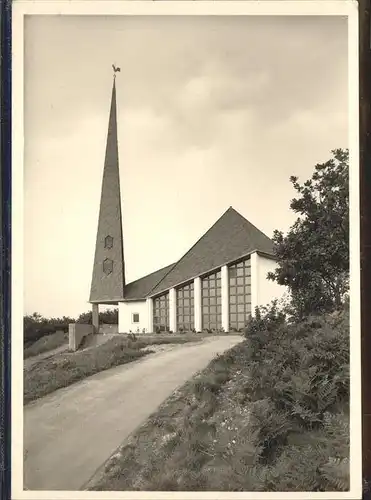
[89,76,126,303]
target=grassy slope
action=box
[89,309,349,492]
[24,334,202,404]
[24,330,68,359]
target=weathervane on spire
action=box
[112,64,121,79]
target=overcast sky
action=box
[24,14,348,318]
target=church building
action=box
[89,76,286,334]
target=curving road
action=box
[24,335,242,491]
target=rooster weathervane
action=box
[112,64,121,79]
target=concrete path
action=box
[24,335,243,491]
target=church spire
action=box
[89,73,126,303]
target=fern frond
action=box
[319,457,350,491]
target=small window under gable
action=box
[132,313,140,323]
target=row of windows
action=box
[133,306,251,328]
[151,259,251,332]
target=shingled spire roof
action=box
[90,78,126,303]
[147,206,274,297]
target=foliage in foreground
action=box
[268,148,349,318]
[89,305,349,492]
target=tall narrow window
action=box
[176,282,194,332]
[201,270,222,331]
[228,258,251,332]
[153,293,170,332]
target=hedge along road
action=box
[24,335,243,491]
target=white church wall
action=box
[221,265,229,332]
[169,288,177,332]
[147,298,154,333]
[255,253,287,309]
[250,252,258,312]
[194,277,202,332]
[118,300,148,334]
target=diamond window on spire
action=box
[105,235,113,249]
[103,258,113,276]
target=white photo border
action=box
[12,2,361,499]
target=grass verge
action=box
[24,334,202,404]
[87,309,349,492]
[24,329,68,359]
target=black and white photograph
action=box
[12,1,361,498]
